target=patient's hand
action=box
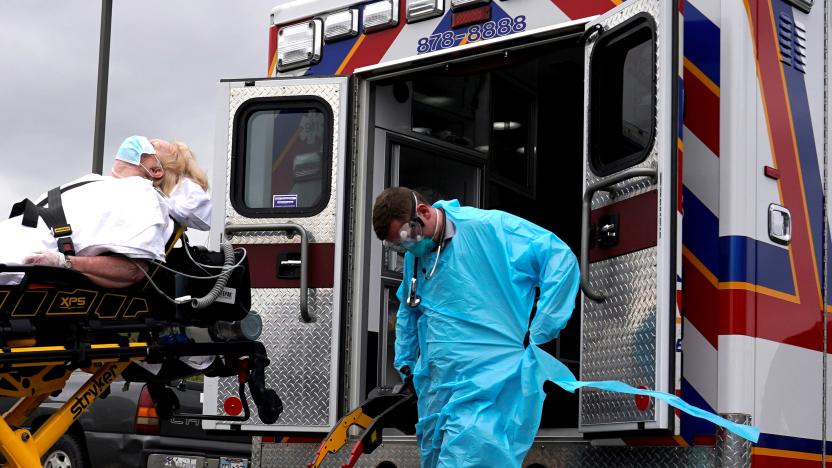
[22,251,64,268]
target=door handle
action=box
[581,167,657,302]
[225,222,313,322]
[768,204,791,246]
[277,254,302,280]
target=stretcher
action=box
[0,232,282,468]
[309,374,417,468]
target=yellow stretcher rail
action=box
[309,407,375,468]
[0,342,148,468]
[309,377,418,468]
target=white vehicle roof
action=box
[270,0,357,25]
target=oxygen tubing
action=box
[191,238,235,310]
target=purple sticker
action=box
[273,194,298,208]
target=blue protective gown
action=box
[394,200,580,467]
[394,200,758,468]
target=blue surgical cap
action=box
[115,135,155,165]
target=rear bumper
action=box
[84,431,250,468]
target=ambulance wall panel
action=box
[718,0,758,240]
[754,81,783,248]
[717,335,754,415]
[775,2,826,307]
[825,0,831,451]
[681,321,717,409]
[687,0,720,27]
[799,4,826,181]
[680,0,722,443]
[754,337,823,443]
[681,129,719,215]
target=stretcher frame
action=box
[0,344,145,467]
[0,230,279,467]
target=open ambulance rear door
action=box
[578,0,680,434]
[203,76,350,433]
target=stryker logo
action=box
[60,297,86,309]
[216,287,236,305]
[70,367,117,419]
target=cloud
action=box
[0,0,278,234]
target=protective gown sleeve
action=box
[502,213,580,344]
[393,254,421,379]
[502,215,762,444]
[527,231,580,344]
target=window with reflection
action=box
[589,15,656,177]
[383,142,481,275]
[232,99,332,216]
[381,286,402,386]
[411,74,491,152]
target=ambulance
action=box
[201,0,830,465]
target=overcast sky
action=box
[0,1,282,241]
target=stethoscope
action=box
[405,202,446,308]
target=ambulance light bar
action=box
[406,0,444,22]
[277,19,323,72]
[324,9,359,42]
[363,0,399,33]
[450,0,491,11]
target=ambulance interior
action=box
[368,39,587,430]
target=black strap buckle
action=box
[56,236,76,256]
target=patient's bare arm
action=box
[68,255,149,288]
[22,250,149,288]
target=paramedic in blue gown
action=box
[3,136,211,288]
[372,187,580,468]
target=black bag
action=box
[164,242,251,325]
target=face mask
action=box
[406,237,436,257]
[405,206,439,257]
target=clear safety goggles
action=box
[383,220,423,253]
[382,191,426,253]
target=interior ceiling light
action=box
[363,0,399,33]
[493,121,521,130]
[324,9,359,42]
[414,92,454,106]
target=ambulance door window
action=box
[588,15,656,177]
[231,98,333,217]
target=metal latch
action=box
[597,213,619,248]
[768,204,791,245]
[277,252,302,279]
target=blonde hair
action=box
[155,141,209,195]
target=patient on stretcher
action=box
[0,136,211,287]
